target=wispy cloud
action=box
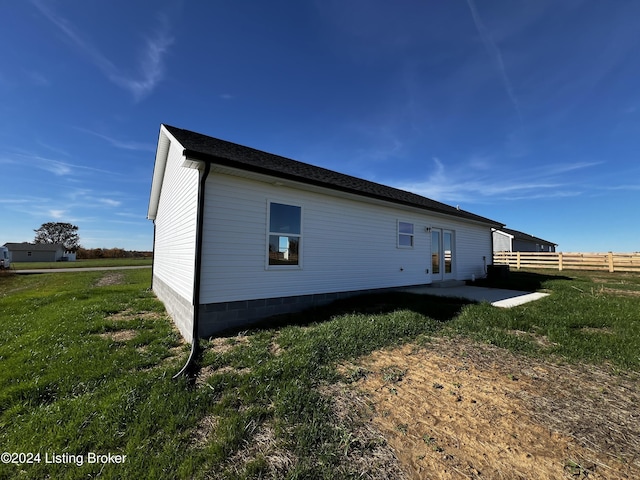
[466,0,521,121]
[64,189,125,209]
[393,157,599,205]
[109,15,174,101]
[99,198,122,207]
[75,128,156,152]
[31,0,173,101]
[49,209,66,219]
[603,184,640,191]
[6,150,118,177]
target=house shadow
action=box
[213,291,472,339]
[471,269,573,292]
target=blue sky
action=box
[2,1,639,252]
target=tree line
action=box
[76,248,152,259]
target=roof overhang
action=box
[147,126,173,221]
[492,228,515,239]
[149,124,505,229]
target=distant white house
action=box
[492,228,557,253]
[148,124,505,341]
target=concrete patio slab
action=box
[401,285,549,308]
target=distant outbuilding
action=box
[4,243,68,262]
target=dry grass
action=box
[98,329,137,342]
[190,415,220,448]
[221,423,298,479]
[338,337,640,479]
[94,272,125,287]
[106,308,164,322]
[602,287,640,298]
[195,365,251,387]
[208,334,250,354]
[320,382,410,479]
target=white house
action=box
[147,125,504,342]
[492,228,557,253]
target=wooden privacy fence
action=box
[493,252,640,273]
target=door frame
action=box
[431,228,456,282]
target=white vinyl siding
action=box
[492,230,513,252]
[451,221,491,280]
[152,139,200,302]
[199,172,492,304]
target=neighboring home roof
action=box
[4,242,65,251]
[499,228,557,246]
[160,124,503,227]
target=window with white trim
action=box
[268,202,302,267]
[398,221,414,248]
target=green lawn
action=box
[10,258,152,270]
[0,269,638,479]
[452,269,640,369]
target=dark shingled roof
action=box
[163,124,503,227]
[501,228,556,246]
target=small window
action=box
[398,221,414,248]
[27,251,32,257]
[268,202,302,267]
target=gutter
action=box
[173,160,211,379]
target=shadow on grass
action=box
[472,270,573,292]
[213,291,472,339]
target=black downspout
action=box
[150,223,156,290]
[173,160,211,379]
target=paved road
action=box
[14,265,152,274]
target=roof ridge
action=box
[162,124,503,227]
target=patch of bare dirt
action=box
[98,329,137,342]
[107,308,164,322]
[208,335,250,354]
[269,340,283,357]
[195,365,251,387]
[602,287,640,298]
[507,330,557,348]
[337,337,640,479]
[95,272,125,287]
[592,274,639,284]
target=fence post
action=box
[558,252,563,271]
[516,251,521,270]
[608,252,614,273]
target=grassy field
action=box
[0,269,638,478]
[10,258,152,270]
